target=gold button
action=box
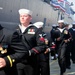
[12,59,15,62]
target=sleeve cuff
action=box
[48,48,51,52]
[4,55,15,67]
[4,56,11,67]
[29,50,31,56]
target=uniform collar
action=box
[19,24,32,33]
[58,28,65,33]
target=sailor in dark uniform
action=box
[69,22,75,63]
[50,24,58,60]
[15,9,46,75]
[56,20,71,75]
[34,22,50,75]
[0,24,18,75]
[64,23,72,69]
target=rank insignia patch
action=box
[28,29,35,34]
[0,45,7,54]
[64,30,68,34]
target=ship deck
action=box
[50,56,75,75]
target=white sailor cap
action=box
[33,22,44,28]
[72,22,75,25]
[58,20,64,23]
[18,9,32,16]
[52,24,57,27]
[65,22,69,26]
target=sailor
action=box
[15,9,46,75]
[69,22,75,63]
[64,23,71,69]
[50,24,57,60]
[34,21,50,75]
[0,24,18,75]
[56,20,72,75]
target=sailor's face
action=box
[58,23,64,28]
[20,13,32,24]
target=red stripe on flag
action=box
[58,0,64,2]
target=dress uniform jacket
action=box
[0,25,14,62]
[50,27,59,42]
[0,25,18,75]
[34,28,50,75]
[2,24,45,65]
[14,24,46,75]
[50,27,58,56]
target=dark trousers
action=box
[51,48,56,57]
[39,61,50,75]
[58,44,66,74]
[0,66,18,75]
[17,63,38,75]
[65,44,71,67]
[36,53,50,75]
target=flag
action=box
[50,1,65,12]
[58,0,64,2]
[50,1,60,8]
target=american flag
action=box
[58,0,64,2]
[50,0,65,12]
[50,0,74,16]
